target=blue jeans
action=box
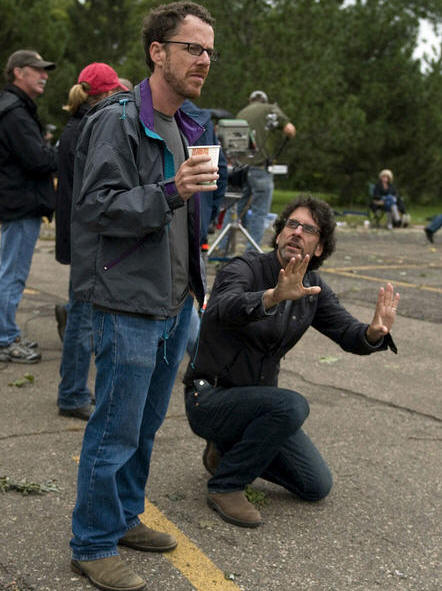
[426,214,442,234]
[71,296,193,561]
[221,167,274,250]
[57,277,93,410]
[0,217,41,346]
[186,384,332,501]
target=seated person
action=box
[371,169,407,228]
[184,196,399,528]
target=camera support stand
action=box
[207,192,263,261]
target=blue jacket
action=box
[181,100,227,205]
[71,79,205,316]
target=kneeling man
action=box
[184,196,399,527]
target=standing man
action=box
[0,50,57,363]
[184,196,399,528]
[222,90,296,251]
[69,3,217,590]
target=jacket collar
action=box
[4,83,37,116]
[138,78,205,144]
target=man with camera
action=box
[230,90,296,250]
[184,196,399,528]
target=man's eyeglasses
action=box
[285,218,320,236]
[163,41,218,62]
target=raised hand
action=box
[263,254,321,309]
[366,283,400,344]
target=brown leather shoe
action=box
[207,491,262,528]
[119,522,177,552]
[71,555,145,591]
[202,441,221,475]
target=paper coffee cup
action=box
[187,144,220,187]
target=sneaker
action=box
[55,304,67,342]
[71,556,145,591]
[207,491,262,528]
[16,336,39,349]
[0,341,41,364]
[119,523,177,552]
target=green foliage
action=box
[0,475,59,495]
[1,0,441,203]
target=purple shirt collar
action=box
[139,78,205,144]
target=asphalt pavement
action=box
[0,223,440,591]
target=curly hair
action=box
[142,2,215,71]
[272,195,336,270]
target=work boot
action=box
[207,491,262,528]
[71,555,145,591]
[59,405,93,421]
[202,441,221,475]
[119,522,177,552]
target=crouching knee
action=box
[301,466,333,502]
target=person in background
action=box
[180,100,227,356]
[220,90,295,252]
[372,169,407,229]
[56,63,128,421]
[118,77,134,91]
[68,3,217,590]
[424,214,442,243]
[181,99,227,251]
[0,50,57,364]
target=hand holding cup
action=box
[175,145,220,201]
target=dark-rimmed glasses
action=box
[163,41,218,62]
[285,218,320,236]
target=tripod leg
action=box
[237,225,264,253]
[207,223,233,255]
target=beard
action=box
[163,55,207,100]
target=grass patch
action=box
[271,189,441,225]
[0,476,59,496]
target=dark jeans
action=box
[185,384,332,501]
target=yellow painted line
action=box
[325,263,441,272]
[322,268,442,294]
[23,287,40,295]
[140,500,241,591]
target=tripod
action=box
[207,191,263,261]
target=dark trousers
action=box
[185,384,333,501]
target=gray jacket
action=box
[71,79,205,316]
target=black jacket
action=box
[0,85,57,221]
[55,103,89,264]
[184,250,396,388]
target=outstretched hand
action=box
[263,254,321,309]
[366,283,400,344]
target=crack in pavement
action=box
[283,367,442,423]
[0,426,84,441]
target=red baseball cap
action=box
[77,63,129,95]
